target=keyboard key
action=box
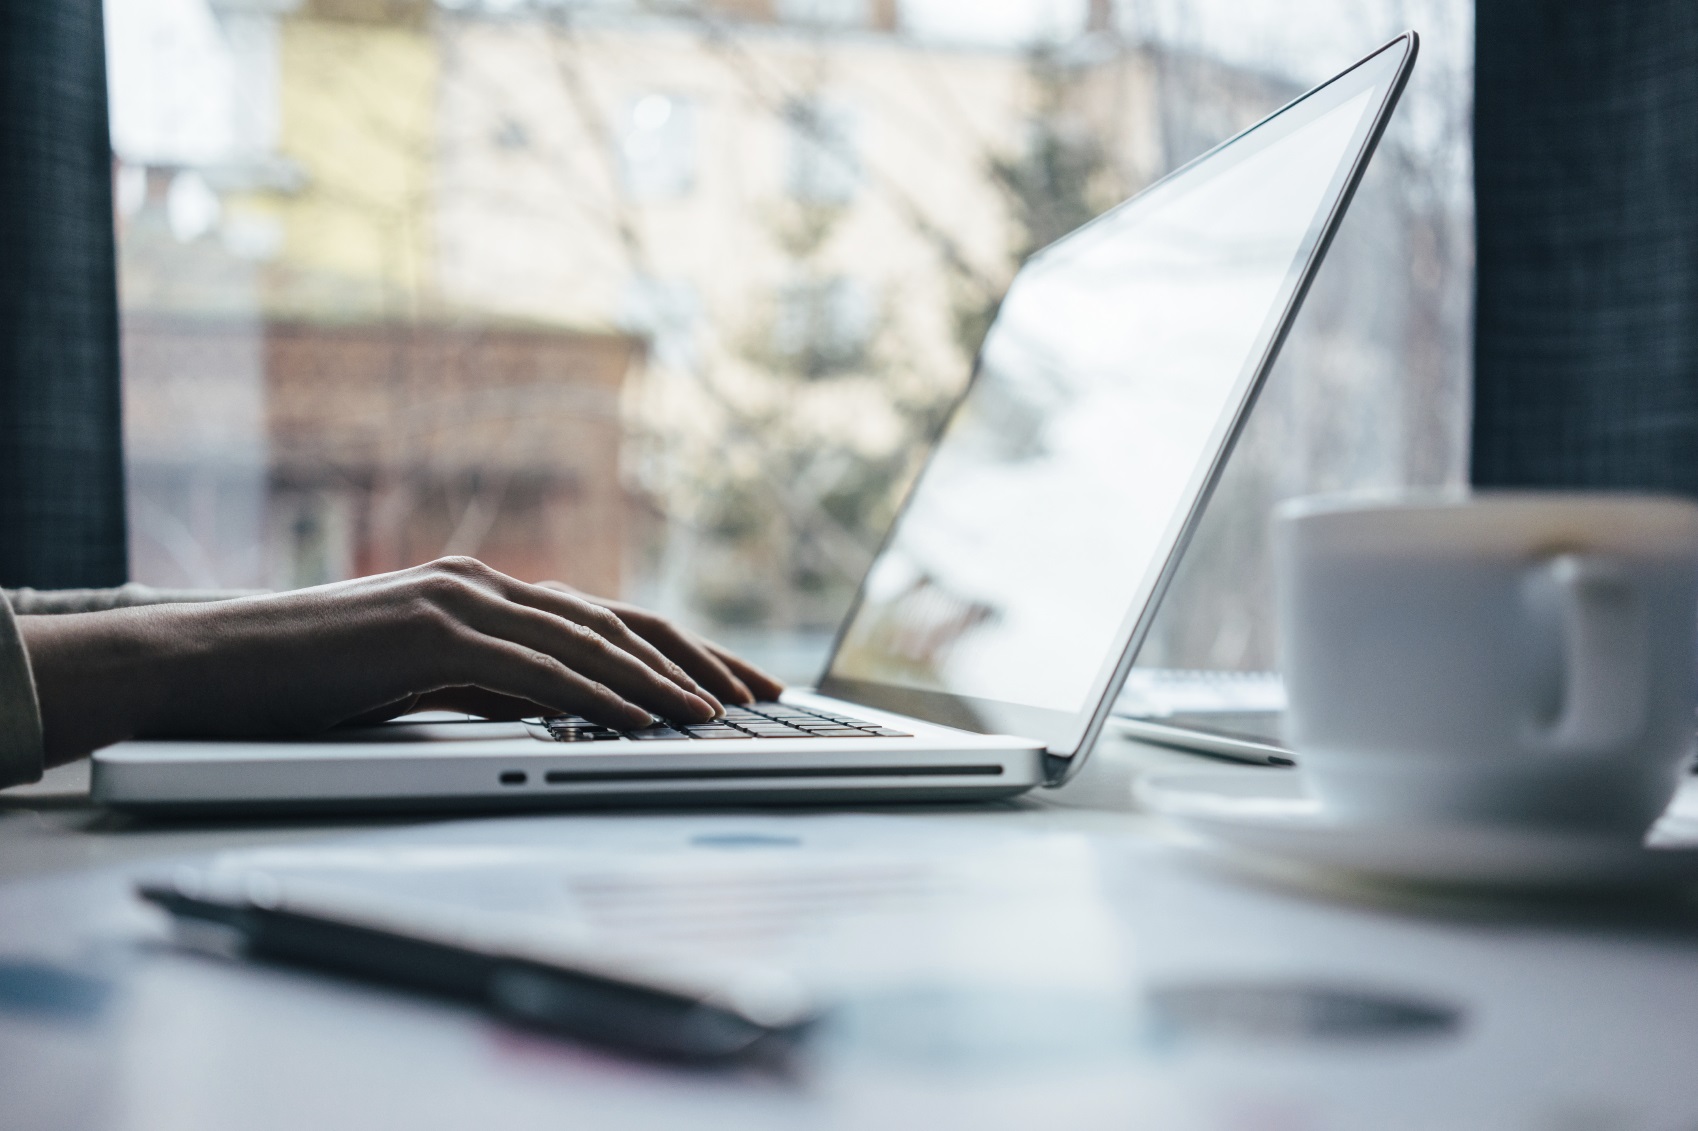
[626,726,688,741]
[545,719,618,733]
[543,703,908,746]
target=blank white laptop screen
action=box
[823,39,1409,752]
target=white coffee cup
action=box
[1274,491,1698,837]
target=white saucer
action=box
[1135,767,1698,890]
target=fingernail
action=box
[688,681,721,714]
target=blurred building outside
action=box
[109,0,1472,683]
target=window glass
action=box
[772,276,875,378]
[107,0,1472,683]
[776,0,874,28]
[785,97,861,205]
[620,93,697,199]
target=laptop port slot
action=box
[543,764,1001,784]
[499,771,528,786]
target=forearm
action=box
[5,560,771,771]
[0,586,264,777]
[16,608,182,767]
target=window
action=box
[620,93,697,200]
[107,0,1473,682]
[784,97,859,205]
[775,0,871,29]
[771,276,874,379]
[620,275,700,372]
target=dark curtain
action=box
[1472,2,1698,493]
[0,0,128,588]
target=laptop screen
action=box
[818,36,1415,757]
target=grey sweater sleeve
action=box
[0,591,44,789]
[5,583,260,614]
[0,585,266,788]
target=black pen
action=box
[138,874,813,1066]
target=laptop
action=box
[92,34,1416,813]
[1112,669,1295,765]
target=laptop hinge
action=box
[1041,751,1073,786]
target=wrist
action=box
[18,607,182,765]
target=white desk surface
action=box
[3,734,1697,1131]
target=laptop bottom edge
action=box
[98,776,1038,817]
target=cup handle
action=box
[1532,553,1649,755]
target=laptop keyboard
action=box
[541,702,912,743]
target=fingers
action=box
[609,607,757,705]
[459,565,780,708]
[413,559,718,722]
[505,585,725,716]
[455,598,717,723]
[536,581,785,704]
[704,640,787,701]
[443,631,656,730]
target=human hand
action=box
[536,582,785,706]
[409,584,786,719]
[18,557,727,765]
